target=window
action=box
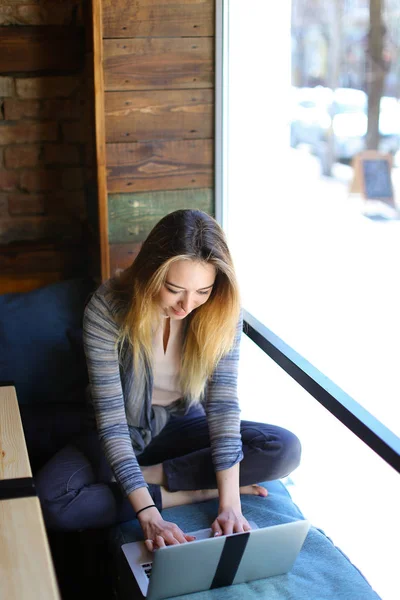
[219,0,400,437]
[216,2,400,598]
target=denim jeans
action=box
[35,406,301,531]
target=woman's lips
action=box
[172,307,186,316]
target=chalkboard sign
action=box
[350,151,395,207]
[362,159,393,200]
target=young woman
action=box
[36,209,301,551]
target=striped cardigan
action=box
[82,279,244,497]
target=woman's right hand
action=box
[138,508,196,551]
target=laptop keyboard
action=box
[141,562,153,578]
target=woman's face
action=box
[158,259,216,320]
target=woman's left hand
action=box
[211,507,251,537]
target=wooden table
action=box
[0,385,61,600]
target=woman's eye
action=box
[198,290,211,296]
[166,287,179,294]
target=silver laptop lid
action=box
[122,522,258,597]
[147,519,310,600]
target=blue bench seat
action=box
[110,480,381,600]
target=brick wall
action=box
[0,2,82,26]
[0,0,98,292]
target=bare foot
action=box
[160,484,268,509]
[161,487,219,509]
[239,484,268,498]
[141,466,268,500]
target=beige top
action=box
[152,317,183,406]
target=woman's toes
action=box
[239,484,268,497]
[253,484,268,497]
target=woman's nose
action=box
[180,294,193,312]
[179,298,189,312]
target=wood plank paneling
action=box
[108,188,213,243]
[0,27,84,73]
[106,139,213,193]
[95,0,216,279]
[109,242,142,274]
[102,0,214,38]
[105,89,213,143]
[104,38,213,91]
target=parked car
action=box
[379,96,400,154]
[289,86,331,150]
[290,86,400,175]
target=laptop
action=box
[122,519,310,600]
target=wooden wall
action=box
[0,1,97,294]
[94,0,215,279]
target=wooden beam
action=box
[0,27,84,74]
[106,139,213,193]
[91,0,110,281]
[108,188,214,243]
[105,89,213,143]
[102,0,214,38]
[103,37,213,91]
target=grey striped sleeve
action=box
[82,289,147,497]
[205,312,244,471]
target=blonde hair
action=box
[113,210,241,403]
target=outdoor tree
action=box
[384,0,400,98]
[366,0,386,149]
[323,0,343,176]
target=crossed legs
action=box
[35,408,301,531]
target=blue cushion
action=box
[0,278,94,405]
[110,481,380,600]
